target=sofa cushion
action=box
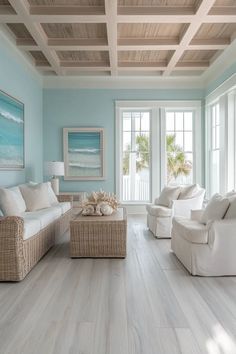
[201,193,230,225]
[156,186,181,207]
[146,204,172,217]
[54,202,71,215]
[9,187,27,212]
[23,207,61,229]
[173,217,209,244]
[178,184,199,200]
[20,183,51,212]
[23,218,41,240]
[0,188,24,216]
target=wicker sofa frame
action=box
[0,195,73,281]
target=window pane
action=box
[184,112,192,130]
[216,104,220,125]
[123,132,131,151]
[166,112,174,131]
[184,132,192,152]
[175,112,183,131]
[135,116,140,131]
[141,113,150,131]
[216,125,220,149]
[175,132,184,148]
[135,132,149,152]
[123,116,131,131]
[122,151,130,176]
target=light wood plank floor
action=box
[1,215,236,354]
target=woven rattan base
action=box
[70,208,127,258]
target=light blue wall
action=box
[205,62,236,95]
[43,88,204,193]
[0,33,43,187]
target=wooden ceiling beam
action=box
[60,61,109,68]
[47,38,107,46]
[29,6,105,16]
[118,61,167,68]
[8,0,61,75]
[118,6,195,16]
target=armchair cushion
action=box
[179,184,199,199]
[156,186,181,207]
[201,193,230,225]
[173,217,209,244]
[146,204,172,217]
[224,198,236,219]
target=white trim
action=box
[205,73,236,104]
[116,100,202,108]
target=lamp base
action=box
[51,178,59,195]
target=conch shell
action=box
[82,204,95,216]
[100,203,114,216]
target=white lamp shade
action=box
[45,161,64,176]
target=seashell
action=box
[95,204,103,216]
[82,204,95,216]
[100,203,114,216]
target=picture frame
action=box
[0,90,24,170]
[63,127,105,180]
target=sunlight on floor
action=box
[207,324,236,354]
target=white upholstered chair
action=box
[171,193,236,276]
[146,185,205,238]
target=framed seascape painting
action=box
[63,128,105,180]
[0,90,24,170]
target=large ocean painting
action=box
[0,90,24,169]
[63,128,105,180]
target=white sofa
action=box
[0,182,73,281]
[146,185,205,238]
[171,194,236,276]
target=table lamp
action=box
[45,161,64,195]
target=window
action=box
[165,110,194,185]
[122,111,151,202]
[116,101,202,205]
[210,103,220,195]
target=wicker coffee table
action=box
[70,207,127,258]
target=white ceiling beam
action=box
[209,6,236,16]
[47,38,107,46]
[105,0,117,76]
[0,14,22,23]
[60,61,109,68]
[8,0,61,75]
[163,0,217,76]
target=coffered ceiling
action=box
[0,0,236,77]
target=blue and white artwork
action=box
[64,128,104,180]
[0,90,24,169]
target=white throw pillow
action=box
[201,193,230,225]
[156,186,181,207]
[178,184,199,199]
[29,181,59,206]
[20,183,51,211]
[46,182,59,205]
[9,186,26,212]
[0,188,23,216]
[224,198,236,219]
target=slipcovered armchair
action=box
[171,192,236,276]
[146,185,205,238]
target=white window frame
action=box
[116,100,202,205]
[205,74,236,196]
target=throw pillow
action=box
[0,188,23,216]
[179,184,199,199]
[201,193,230,225]
[9,186,26,212]
[20,183,51,211]
[156,186,181,207]
[28,181,59,206]
[224,198,236,219]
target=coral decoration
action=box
[82,190,119,216]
